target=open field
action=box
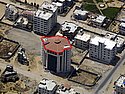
[0,3,5,19]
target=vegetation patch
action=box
[102,7,120,19]
[96,0,103,3]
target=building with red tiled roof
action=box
[41,36,72,73]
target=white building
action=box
[74,32,91,49]
[38,78,58,94]
[61,21,78,40]
[119,22,125,35]
[91,15,106,27]
[5,4,18,21]
[41,36,72,73]
[89,36,117,64]
[73,9,88,21]
[114,35,125,52]
[15,16,28,28]
[115,75,125,94]
[52,2,63,14]
[56,84,78,94]
[33,1,58,35]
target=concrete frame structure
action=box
[5,4,18,21]
[74,32,91,49]
[33,1,58,35]
[38,78,58,94]
[89,36,117,64]
[41,36,72,73]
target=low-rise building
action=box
[73,9,88,21]
[119,22,125,35]
[56,84,78,94]
[74,31,91,49]
[89,36,117,64]
[38,78,58,94]
[5,4,18,21]
[114,75,125,94]
[61,21,78,40]
[91,15,106,28]
[21,10,35,23]
[15,16,28,28]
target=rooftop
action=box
[92,15,106,23]
[74,33,91,42]
[120,22,125,27]
[35,9,52,20]
[105,32,117,40]
[40,1,58,13]
[22,10,35,15]
[61,21,78,33]
[6,4,18,15]
[16,17,28,25]
[56,84,77,94]
[90,36,116,50]
[41,36,72,53]
[116,75,125,88]
[39,79,57,91]
[52,2,63,7]
[115,35,125,48]
[74,9,88,16]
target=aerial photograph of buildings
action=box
[1,0,125,94]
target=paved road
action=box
[94,51,125,94]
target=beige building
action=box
[89,36,117,64]
[41,36,72,73]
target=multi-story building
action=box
[5,4,18,21]
[61,21,78,40]
[114,75,125,94]
[91,15,106,28]
[74,32,91,49]
[41,36,72,73]
[56,84,78,94]
[73,9,88,21]
[89,36,117,64]
[38,78,58,94]
[33,1,58,35]
[119,22,125,35]
[21,10,35,23]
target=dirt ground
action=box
[0,74,38,94]
[0,3,6,19]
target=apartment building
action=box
[89,36,117,64]
[33,1,57,35]
[38,78,58,94]
[5,4,18,21]
[74,32,91,49]
[41,36,72,73]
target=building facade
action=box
[114,75,125,94]
[33,1,58,35]
[74,32,91,49]
[38,78,58,94]
[41,36,72,73]
[89,36,117,64]
[119,22,125,35]
[5,4,18,21]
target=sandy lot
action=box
[0,3,5,19]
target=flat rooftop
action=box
[74,33,91,42]
[35,9,52,20]
[39,79,57,91]
[92,15,106,23]
[74,9,88,16]
[41,36,72,53]
[116,75,125,88]
[40,1,57,13]
[120,22,125,27]
[61,21,78,33]
[90,36,116,50]
[6,4,18,15]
